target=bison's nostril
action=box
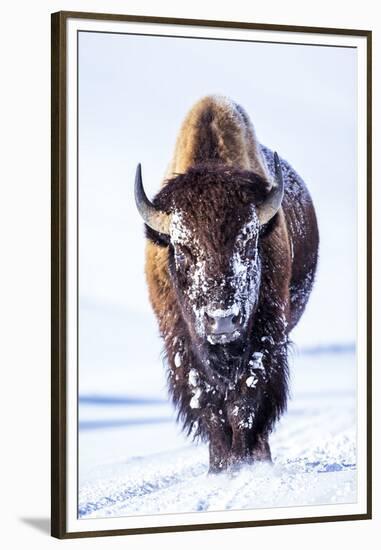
[231,315,239,325]
[205,312,216,327]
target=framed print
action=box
[51,11,372,539]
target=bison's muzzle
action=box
[205,308,243,345]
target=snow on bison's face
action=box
[135,154,284,348]
[168,204,261,347]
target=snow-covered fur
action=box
[143,96,319,472]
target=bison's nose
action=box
[205,311,242,335]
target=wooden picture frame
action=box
[51,10,372,539]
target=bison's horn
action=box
[134,164,171,235]
[257,152,285,226]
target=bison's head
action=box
[135,155,284,349]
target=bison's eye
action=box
[245,241,258,261]
[237,238,257,261]
[174,245,193,271]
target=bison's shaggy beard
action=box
[164,291,290,454]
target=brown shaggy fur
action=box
[164,95,270,179]
[143,95,319,472]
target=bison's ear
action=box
[145,224,170,247]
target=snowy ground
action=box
[78,342,357,519]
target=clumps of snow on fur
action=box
[188,369,199,387]
[170,210,209,337]
[249,352,264,370]
[187,368,202,409]
[230,207,261,327]
[231,405,239,417]
[170,211,193,247]
[245,375,258,388]
[206,330,240,345]
[246,352,266,386]
[238,411,256,430]
[174,352,182,368]
[206,304,240,318]
[190,388,202,409]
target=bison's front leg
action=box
[201,407,233,473]
[208,425,232,473]
[251,434,272,461]
[227,403,272,468]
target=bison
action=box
[135,95,319,472]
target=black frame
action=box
[51,10,372,539]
